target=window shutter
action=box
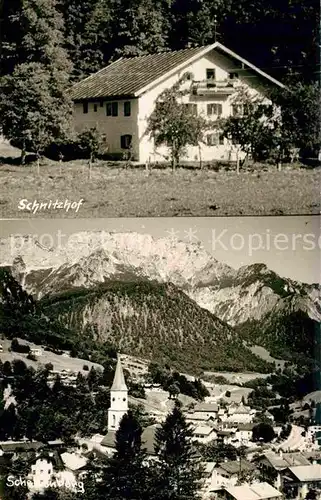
[124,101,131,116]
[106,103,112,116]
[112,102,118,116]
[121,134,132,149]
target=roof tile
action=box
[70,47,206,101]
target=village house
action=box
[226,403,255,424]
[216,428,237,446]
[254,451,312,489]
[30,347,42,357]
[208,458,258,495]
[47,369,78,388]
[25,452,86,494]
[192,424,218,444]
[213,482,283,500]
[235,423,256,446]
[186,412,215,426]
[191,402,220,420]
[280,464,321,499]
[71,42,284,164]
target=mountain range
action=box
[0,231,319,372]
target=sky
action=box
[0,216,320,284]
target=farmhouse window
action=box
[183,103,197,115]
[83,102,88,114]
[206,132,224,146]
[106,102,118,116]
[120,134,132,149]
[207,103,222,116]
[93,103,98,112]
[124,101,131,116]
[206,68,216,80]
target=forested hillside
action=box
[0,267,273,374]
[1,0,319,83]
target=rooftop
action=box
[288,464,321,482]
[237,423,256,431]
[71,46,206,101]
[101,424,160,456]
[193,425,215,436]
[260,451,311,470]
[111,356,127,392]
[60,452,88,471]
[218,459,256,475]
[0,441,45,453]
[223,482,282,500]
[70,42,284,101]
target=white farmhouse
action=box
[192,424,217,444]
[71,42,284,163]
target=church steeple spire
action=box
[111,355,127,391]
[107,355,128,431]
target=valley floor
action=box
[0,158,319,217]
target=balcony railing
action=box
[192,79,236,96]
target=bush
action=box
[45,127,107,162]
[11,338,30,354]
[83,364,89,371]
[27,353,37,361]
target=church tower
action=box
[107,355,128,431]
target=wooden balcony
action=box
[192,79,236,96]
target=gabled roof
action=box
[111,356,127,391]
[193,425,215,436]
[61,452,88,471]
[70,42,284,101]
[218,459,256,475]
[0,441,44,453]
[224,482,282,500]
[260,451,311,470]
[237,423,256,431]
[287,464,321,482]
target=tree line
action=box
[1,0,318,83]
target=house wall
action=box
[192,410,218,420]
[29,458,53,491]
[227,413,253,424]
[138,50,268,163]
[192,430,217,444]
[210,469,238,490]
[235,429,252,444]
[73,49,275,163]
[73,98,140,160]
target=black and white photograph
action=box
[0,1,320,500]
[0,0,320,217]
[0,216,320,499]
